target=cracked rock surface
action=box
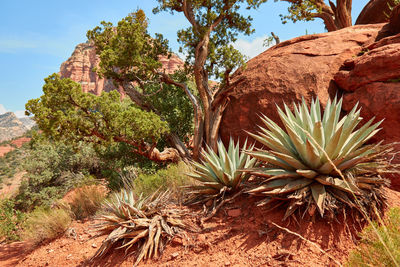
[220,24,384,144]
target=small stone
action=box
[225,261,231,266]
[47,249,54,253]
[66,254,73,260]
[66,228,77,240]
[91,243,97,248]
[227,208,241,217]
[170,252,179,259]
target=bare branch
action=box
[271,32,280,44]
[183,0,200,32]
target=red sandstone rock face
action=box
[220,23,400,190]
[334,42,400,91]
[59,43,184,96]
[220,24,384,144]
[336,33,400,190]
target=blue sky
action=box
[0,0,368,117]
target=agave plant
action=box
[245,97,390,219]
[91,190,195,265]
[186,138,257,202]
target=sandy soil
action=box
[1,188,399,267]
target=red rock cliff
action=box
[59,42,185,96]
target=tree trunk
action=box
[301,0,352,32]
[334,0,352,29]
[271,32,280,44]
[159,72,204,160]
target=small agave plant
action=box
[186,138,257,203]
[245,97,390,220]
[91,190,194,265]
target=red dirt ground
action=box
[1,188,399,267]
[0,146,14,157]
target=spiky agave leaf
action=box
[91,190,197,266]
[245,97,390,219]
[186,138,257,203]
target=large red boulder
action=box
[335,32,400,190]
[220,24,384,143]
[220,23,400,190]
[334,40,400,91]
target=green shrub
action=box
[132,162,190,199]
[22,206,72,245]
[97,142,164,191]
[347,208,400,266]
[15,140,101,211]
[0,198,25,241]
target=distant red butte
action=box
[59,42,185,97]
[11,137,31,148]
[0,137,31,158]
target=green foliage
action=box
[22,206,72,245]
[277,0,320,24]
[132,162,190,199]
[0,198,25,241]
[347,208,400,266]
[143,70,194,142]
[96,142,166,191]
[26,74,169,147]
[246,97,388,219]
[87,11,194,143]
[187,139,257,202]
[153,0,265,82]
[15,139,101,211]
[87,10,169,84]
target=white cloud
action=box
[0,104,7,115]
[14,110,27,118]
[232,36,269,60]
[0,34,75,56]
[0,39,37,53]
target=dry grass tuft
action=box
[66,185,107,220]
[22,207,72,245]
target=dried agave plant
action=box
[91,189,196,265]
[245,97,393,220]
[186,138,257,204]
